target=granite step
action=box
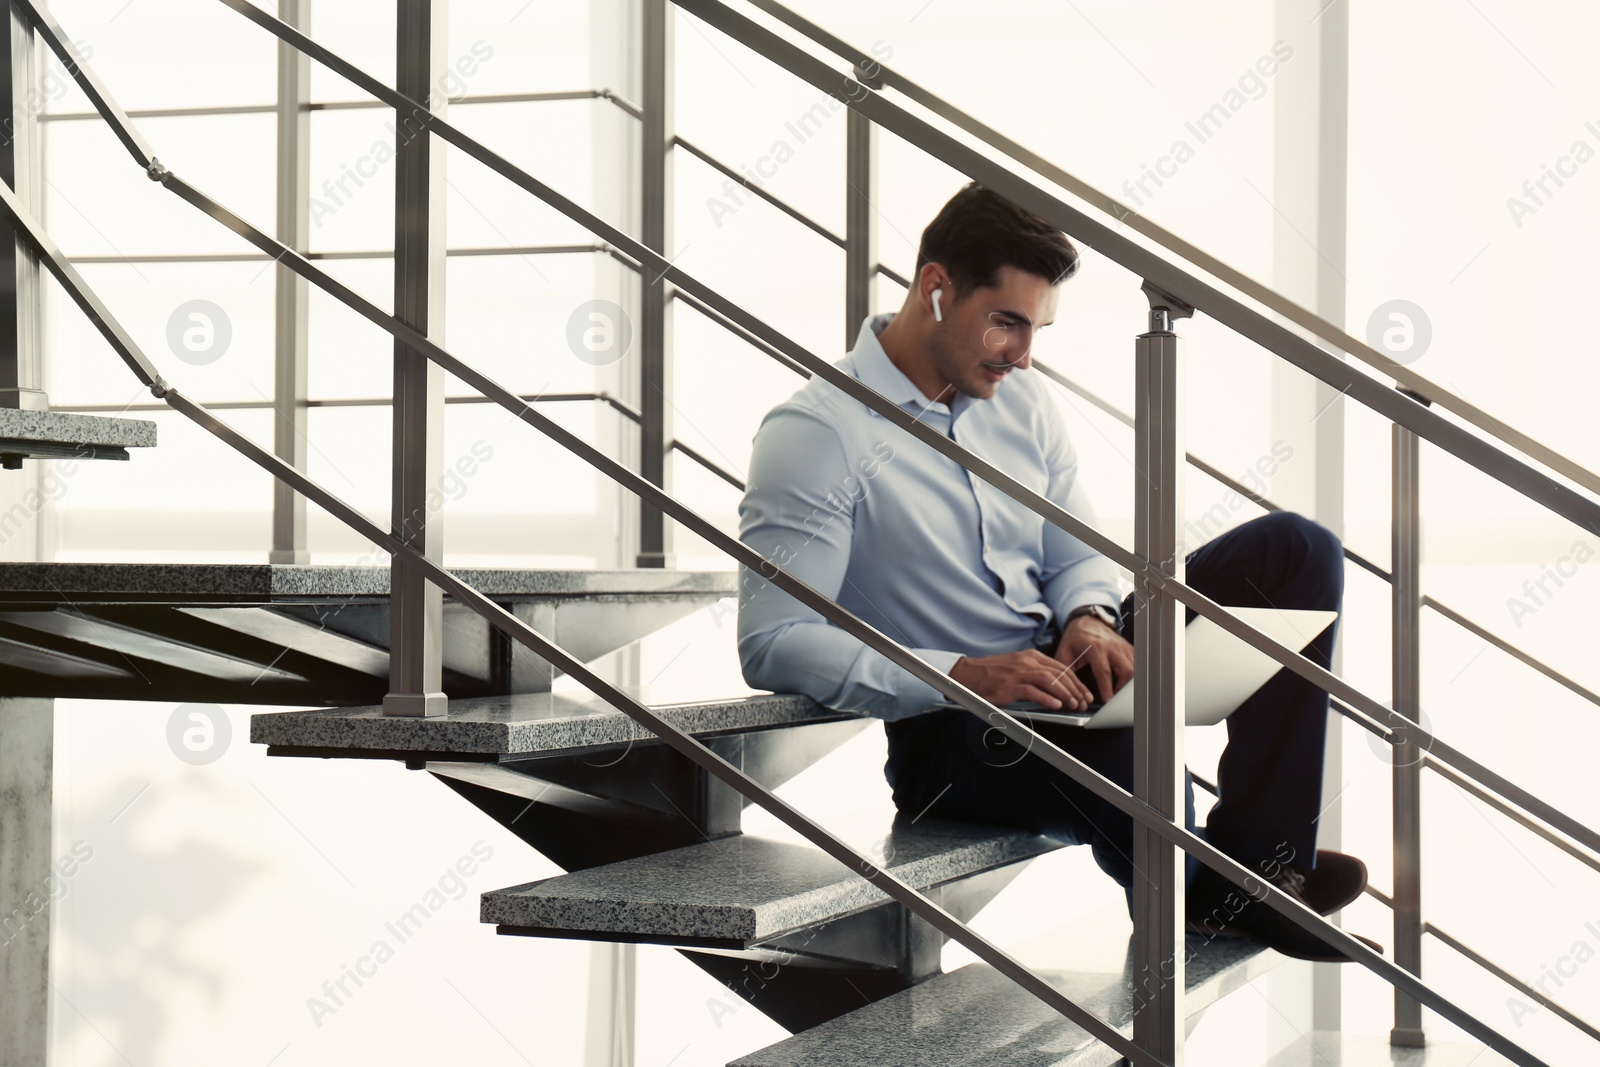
[251,690,852,761]
[0,564,735,703]
[730,905,1283,1067]
[481,818,1056,950]
[0,407,155,468]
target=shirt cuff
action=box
[890,648,966,722]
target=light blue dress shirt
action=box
[736,312,1126,722]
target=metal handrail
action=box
[55,391,643,420]
[742,0,1600,504]
[66,242,635,265]
[17,4,1583,1062]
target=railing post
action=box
[384,0,447,718]
[637,0,674,569]
[1391,385,1430,1046]
[0,0,43,413]
[1131,285,1191,1062]
[843,63,878,348]
[271,0,310,564]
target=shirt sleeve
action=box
[1037,398,1125,627]
[736,404,964,722]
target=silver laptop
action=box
[929,606,1338,729]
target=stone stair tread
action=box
[0,408,155,462]
[481,819,1056,944]
[251,691,849,756]
[730,907,1283,1067]
[0,563,735,603]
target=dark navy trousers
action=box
[883,511,1345,911]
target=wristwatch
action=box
[1065,603,1119,631]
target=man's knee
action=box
[1264,511,1343,595]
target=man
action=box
[736,182,1380,961]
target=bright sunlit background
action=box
[10,0,1599,1064]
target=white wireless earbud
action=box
[931,288,944,322]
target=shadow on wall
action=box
[52,772,267,1065]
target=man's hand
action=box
[949,649,1098,711]
[1054,614,1135,704]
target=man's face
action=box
[928,264,1061,401]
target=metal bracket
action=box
[1397,385,1434,409]
[851,62,883,90]
[1141,280,1196,334]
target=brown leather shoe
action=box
[1186,851,1383,963]
[1294,850,1368,915]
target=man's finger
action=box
[1037,666,1091,710]
[1087,646,1114,705]
[1016,684,1063,710]
[1107,644,1133,695]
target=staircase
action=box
[2,0,1598,1064]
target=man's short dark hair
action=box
[913,181,1079,298]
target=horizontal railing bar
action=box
[741,0,1600,503]
[41,87,642,123]
[670,438,746,490]
[6,99,1547,1058]
[53,391,642,420]
[62,243,616,265]
[874,261,910,289]
[1422,756,1600,875]
[668,287,813,378]
[162,392,1158,1063]
[1421,595,1600,710]
[682,0,1600,547]
[1425,921,1600,1044]
[672,135,845,248]
[44,102,279,121]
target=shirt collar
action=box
[847,313,973,421]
